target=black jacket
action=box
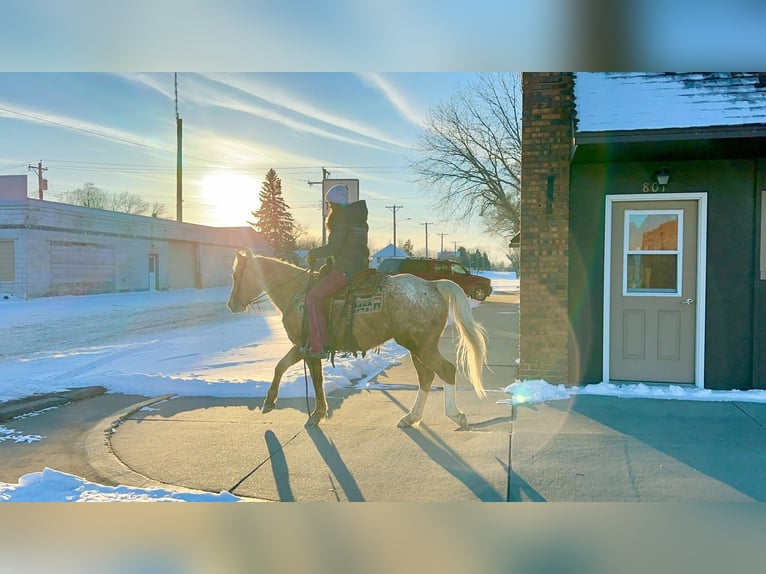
[308,200,369,276]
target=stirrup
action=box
[300,345,329,360]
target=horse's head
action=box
[227,249,263,313]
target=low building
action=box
[370,243,410,268]
[0,175,272,299]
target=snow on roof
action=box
[574,72,766,133]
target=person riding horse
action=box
[304,184,369,359]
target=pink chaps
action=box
[305,268,348,354]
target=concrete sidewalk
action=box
[97,292,521,502]
[91,290,766,502]
[5,289,766,501]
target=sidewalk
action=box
[93,291,766,502]
[5,290,766,501]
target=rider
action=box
[304,184,369,359]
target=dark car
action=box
[377,257,492,301]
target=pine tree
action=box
[249,169,297,261]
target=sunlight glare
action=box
[199,173,260,226]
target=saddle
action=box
[301,268,386,359]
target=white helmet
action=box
[325,184,349,205]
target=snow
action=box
[6,270,765,501]
[574,72,766,132]
[502,379,766,406]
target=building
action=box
[370,243,410,268]
[0,175,272,299]
[520,72,766,391]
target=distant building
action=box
[0,175,272,299]
[370,243,410,268]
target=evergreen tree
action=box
[401,239,414,256]
[249,169,297,260]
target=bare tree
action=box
[108,191,150,215]
[410,72,521,238]
[151,202,169,218]
[60,182,158,216]
[60,182,109,209]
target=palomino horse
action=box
[226,251,487,428]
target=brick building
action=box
[520,72,766,391]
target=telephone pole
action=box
[175,73,183,222]
[28,161,47,200]
[437,232,449,258]
[420,221,433,258]
[307,167,330,244]
[386,205,404,257]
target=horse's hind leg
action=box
[418,349,468,429]
[305,357,328,426]
[398,354,435,428]
[264,345,303,413]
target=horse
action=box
[226,250,487,428]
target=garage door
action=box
[50,241,115,294]
[0,240,14,282]
[167,240,198,289]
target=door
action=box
[148,254,158,291]
[604,194,707,386]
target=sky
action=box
[5,271,766,502]
[0,72,514,262]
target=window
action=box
[450,263,469,276]
[0,240,14,282]
[623,210,682,296]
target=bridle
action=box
[231,254,310,310]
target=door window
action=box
[623,210,682,296]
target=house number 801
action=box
[642,182,666,193]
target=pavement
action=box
[4,290,766,501]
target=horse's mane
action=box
[237,250,304,273]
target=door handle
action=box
[680,297,695,305]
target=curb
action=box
[82,394,269,502]
[0,386,106,423]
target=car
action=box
[376,257,492,301]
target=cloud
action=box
[357,73,426,128]
[0,101,171,153]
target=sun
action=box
[199,173,260,226]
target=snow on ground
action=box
[502,379,766,406]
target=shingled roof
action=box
[574,72,766,133]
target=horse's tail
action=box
[434,280,487,399]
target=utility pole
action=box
[437,232,449,258]
[307,167,330,244]
[175,73,183,222]
[452,241,458,254]
[420,221,433,258]
[28,161,47,200]
[386,205,404,257]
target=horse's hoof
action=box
[305,415,322,427]
[450,413,468,429]
[262,402,275,414]
[398,416,419,428]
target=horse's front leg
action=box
[264,345,303,413]
[305,357,328,426]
